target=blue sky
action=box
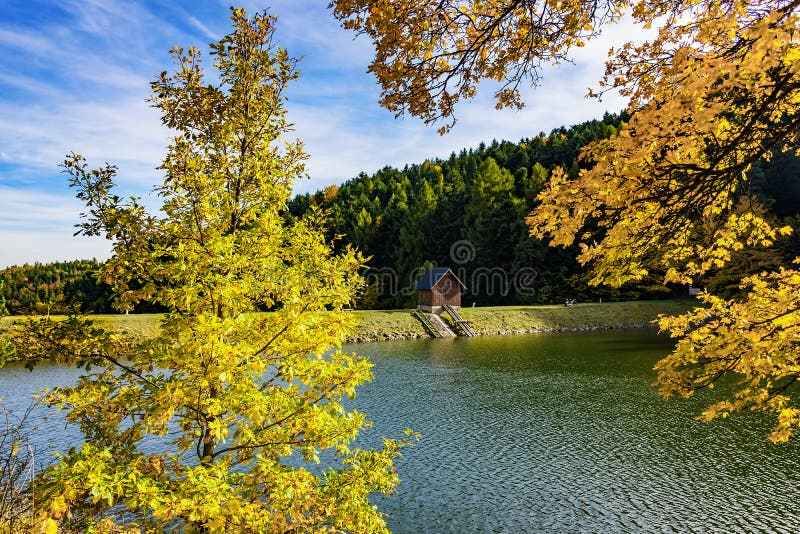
[0,0,637,268]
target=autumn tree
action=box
[333,1,800,441]
[331,0,624,133]
[7,9,407,532]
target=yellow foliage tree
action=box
[6,9,409,532]
[332,0,627,133]
[334,0,800,441]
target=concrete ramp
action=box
[428,313,457,337]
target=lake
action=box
[2,329,799,532]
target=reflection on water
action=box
[2,329,799,532]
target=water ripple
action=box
[3,330,800,532]
[352,330,800,533]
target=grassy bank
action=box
[2,301,697,346]
[0,313,163,339]
[349,300,697,342]
[460,300,696,335]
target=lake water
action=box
[2,329,800,532]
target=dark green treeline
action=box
[287,112,800,309]
[0,260,113,315]
[4,113,800,313]
[0,260,166,315]
[287,112,658,308]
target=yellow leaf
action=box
[41,518,59,534]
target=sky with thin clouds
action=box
[0,0,641,268]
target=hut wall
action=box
[416,271,463,312]
[417,289,433,307]
[432,276,461,308]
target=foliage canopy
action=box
[331,0,623,133]
[7,9,407,532]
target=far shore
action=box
[344,300,696,343]
[1,300,697,348]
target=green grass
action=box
[346,309,429,342]
[0,313,162,339]
[457,300,696,335]
[0,300,699,345]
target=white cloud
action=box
[0,97,167,188]
[0,187,112,268]
[60,0,159,37]
[0,231,111,269]
[284,12,643,193]
[0,27,52,55]
[185,14,220,42]
[0,187,86,228]
[0,69,61,97]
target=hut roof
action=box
[414,268,466,290]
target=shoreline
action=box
[1,301,696,349]
[342,300,695,344]
[343,322,659,344]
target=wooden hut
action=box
[415,267,466,313]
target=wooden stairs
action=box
[412,310,455,338]
[413,310,441,337]
[413,307,477,338]
[442,305,478,337]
